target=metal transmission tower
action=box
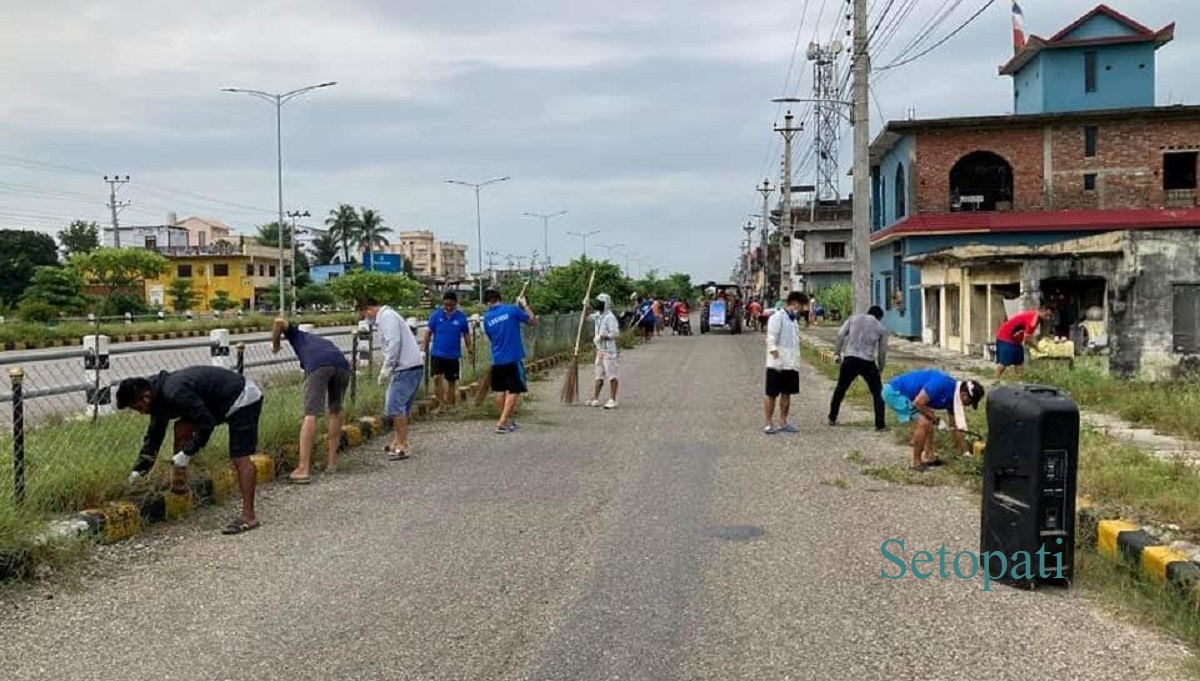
[770,105,803,298]
[807,41,844,203]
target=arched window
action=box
[949,151,1014,212]
[895,165,907,219]
[881,177,888,224]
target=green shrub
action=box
[16,299,60,323]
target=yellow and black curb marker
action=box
[1093,518,1200,601]
[0,347,582,577]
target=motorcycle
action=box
[676,309,692,336]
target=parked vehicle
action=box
[699,283,744,335]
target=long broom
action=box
[560,269,597,404]
[474,280,530,406]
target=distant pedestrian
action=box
[117,366,264,534]
[763,292,805,434]
[652,296,664,336]
[635,295,655,343]
[483,287,538,433]
[994,303,1054,381]
[271,318,352,483]
[423,291,474,412]
[363,298,423,460]
[587,293,621,409]
[747,299,762,331]
[883,368,985,471]
[828,306,889,431]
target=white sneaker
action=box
[585,399,600,407]
[603,399,618,409]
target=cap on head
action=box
[962,380,986,409]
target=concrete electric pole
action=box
[104,175,130,248]
[851,0,872,313]
[756,179,774,298]
[772,109,803,299]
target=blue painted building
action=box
[868,5,1198,346]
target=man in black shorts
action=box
[117,366,264,534]
[422,291,474,412]
[272,318,352,483]
[483,288,537,433]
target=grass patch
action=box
[1075,548,1200,678]
[843,450,871,465]
[1024,357,1200,442]
[0,311,363,347]
[820,475,850,489]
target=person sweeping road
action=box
[882,368,985,472]
[828,305,889,431]
[586,293,621,409]
[271,318,352,484]
[117,366,264,535]
[483,287,537,433]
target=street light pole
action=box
[565,230,600,259]
[597,242,626,262]
[222,81,337,313]
[522,210,567,271]
[447,177,510,302]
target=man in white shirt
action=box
[363,298,424,460]
[764,292,805,434]
[586,293,621,409]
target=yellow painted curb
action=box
[341,424,363,447]
[249,453,275,485]
[1142,545,1190,583]
[85,501,141,544]
[211,468,237,503]
[359,416,381,433]
[164,490,194,520]
[1098,519,1140,559]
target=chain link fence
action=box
[0,311,582,549]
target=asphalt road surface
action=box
[0,332,1189,680]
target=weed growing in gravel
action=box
[820,476,850,489]
[843,450,870,465]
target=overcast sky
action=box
[0,0,1195,281]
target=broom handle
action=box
[572,270,596,356]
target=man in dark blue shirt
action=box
[422,291,474,412]
[272,318,352,483]
[483,287,537,434]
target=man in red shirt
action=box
[747,299,762,331]
[994,304,1053,380]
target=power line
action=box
[875,0,994,72]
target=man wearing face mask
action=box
[764,292,806,434]
[586,293,621,408]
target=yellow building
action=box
[145,241,284,311]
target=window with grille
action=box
[1174,284,1200,353]
[214,263,229,277]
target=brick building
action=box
[868,4,1200,378]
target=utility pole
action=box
[522,210,567,270]
[104,175,130,248]
[742,221,755,289]
[286,209,310,315]
[773,109,803,299]
[756,179,773,297]
[851,0,871,314]
[565,230,600,259]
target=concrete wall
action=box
[1107,230,1200,378]
[1014,54,1046,116]
[1042,43,1157,114]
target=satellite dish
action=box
[831,40,844,55]
[806,43,819,60]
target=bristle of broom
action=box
[473,369,492,406]
[560,358,579,404]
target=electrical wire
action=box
[875,0,998,72]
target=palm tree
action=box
[256,221,292,249]
[311,232,339,266]
[355,208,391,269]
[324,204,359,264]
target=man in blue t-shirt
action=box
[422,290,474,412]
[883,368,985,472]
[483,287,537,434]
[272,318,351,483]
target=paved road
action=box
[0,333,1189,680]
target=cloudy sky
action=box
[0,0,1195,280]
